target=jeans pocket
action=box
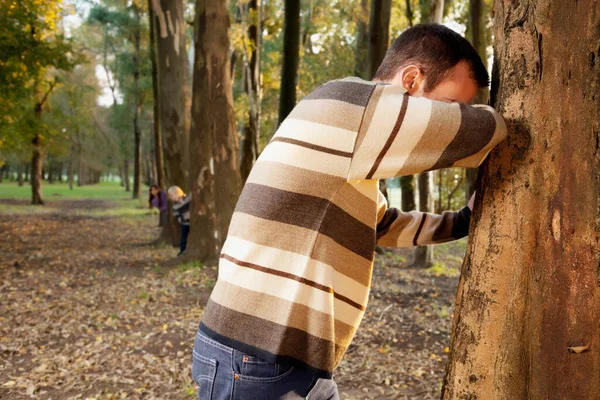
[238,354,294,383]
[192,350,217,399]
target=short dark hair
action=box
[373,24,488,92]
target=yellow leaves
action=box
[2,380,16,387]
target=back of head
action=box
[168,186,185,198]
[374,24,488,92]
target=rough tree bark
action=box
[239,0,261,184]
[151,0,190,246]
[147,0,165,190]
[465,0,489,199]
[354,0,369,79]
[188,0,241,262]
[366,0,391,79]
[277,0,301,124]
[443,1,600,398]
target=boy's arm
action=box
[376,190,471,247]
[348,84,507,181]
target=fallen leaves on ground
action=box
[0,199,465,399]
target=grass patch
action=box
[425,262,459,278]
[0,181,134,200]
[177,260,204,271]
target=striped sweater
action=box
[199,77,507,378]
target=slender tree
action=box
[366,0,391,79]
[277,0,301,124]
[131,3,142,199]
[443,1,600,398]
[354,0,369,79]
[413,0,444,267]
[465,0,489,199]
[147,0,165,189]
[239,0,262,183]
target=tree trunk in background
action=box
[354,0,369,79]
[24,164,29,182]
[123,160,130,192]
[17,163,23,187]
[133,104,142,198]
[277,0,300,124]
[188,0,240,262]
[68,158,74,190]
[405,0,414,27]
[31,135,43,205]
[132,4,142,199]
[412,0,444,265]
[465,0,489,199]
[148,0,165,190]
[48,160,54,183]
[443,1,600,398]
[366,0,391,79]
[152,0,190,246]
[413,172,432,267]
[240,0,261,184]
[400,175,416,211]
[429,0,444,23]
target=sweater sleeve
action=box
[348,84,507,181]
[375,190,471,247]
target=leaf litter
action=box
[0,199,466,399]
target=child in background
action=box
[149,184,167,227]
[167,186,190,256]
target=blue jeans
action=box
[192,329,339,400]
[179,224,190,254]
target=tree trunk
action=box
[465,0,489,200]
[152,0,190,246]
[240,0,261,184]
[188,0,225,262]
[413,172,432,267]
[133,105,142,198]
[17,162,24,187]
[366,0,391,79]
[118,166,124,187]
[68,158,74,190]
[443,1,600,398]
[47,159,54,183]
[148,0,165,190]
[429,0,444,23]
[132,5,142,199]
[277,0,301,124]
[400,175,416,211]
[405,0,414,27]
[31,135,44,205]
[123,160,130,192]
[354,0,369,79]
[24,163,29,182]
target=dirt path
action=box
[0,199,464,399]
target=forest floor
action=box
[0,184,467,400]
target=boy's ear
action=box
[400,65,425,96]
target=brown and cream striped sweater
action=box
[199,77,507,378]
